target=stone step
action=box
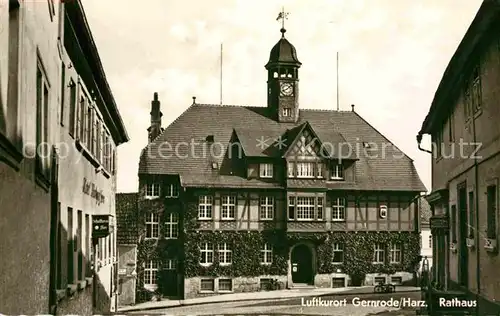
[291,283,315,289]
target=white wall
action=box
[420,227,433,270]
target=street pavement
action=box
[129,290,423,315]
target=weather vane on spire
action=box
[276,7,289,36]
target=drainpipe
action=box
[471,112,480,302]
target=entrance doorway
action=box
[163,259,178,296]
[458,185,468,287]
[291,244,313,284]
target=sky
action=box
[80,0,483,193]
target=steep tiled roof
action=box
[116,193,139,245]
[139,104,426,192]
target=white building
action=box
[420,196,432,271]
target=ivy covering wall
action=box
[133,188,421,302]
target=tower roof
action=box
[265,29,301,68]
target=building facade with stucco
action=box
[0,0,128,314]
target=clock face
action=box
[280,82,293,96]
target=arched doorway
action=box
[291,244,313,284]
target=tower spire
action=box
[276,7,289,37]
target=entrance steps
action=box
[291,283,315,289]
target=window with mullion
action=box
[287,162,294,178]
[389,243,401,263]
[165,184,179,198]
[259,196,274,220]
[165,212,178,239]
[144,260,158,285]
[296,162,314,178]
[221,195,236,220]
[331,163,344,180]
[200,243,214,265]
[260,243,273,264]
[198,195,213,219]
[145,213,159,239]
[373,243,385,264]
[296,196,315,220]
[218,243,232,265]
[145,182,160,198]
[332,198,346,221]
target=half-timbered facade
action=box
[128,26,425,300]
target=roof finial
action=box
[276,7,289,37]
[192,96,196,105]
[154,92,158,101]
[351,104,355,112]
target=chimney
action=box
[148,92,163,143]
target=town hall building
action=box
[117,24,426,301]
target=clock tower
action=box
[265,25,301,123]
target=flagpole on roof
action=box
[220,43,223,105]
[336,51,339,111]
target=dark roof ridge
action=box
[194,103,357,113]
[352,111,414,162]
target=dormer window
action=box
[331,163,344,180]
[282,108,291,117]
[145,182,160,198]
[165,184,179,198]
[259,163,273,178]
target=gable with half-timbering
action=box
[287,128,322,160]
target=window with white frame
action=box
[165,259,177,270]
[316,163,324,178]
[331,163,344,180]
[317,197,324,220]
[145,213,159,239]
[200,243,214,265]
[259,163,273,178]
[218,279,232,291]
[390,243,401,263]
[165,184,179,198]
[221,195,236,220]
[296,162,315,178]
[218,243,232,265]
[373,243,385,264]
[145,182,160,198]
[165,212,178,239]
[332,198,346,221]
[260,243,273,264]
[287,163,294,177]
[259,196,274,220]
[198,195,213,219]
[296,197,315,220]
[144,260,158,286]
[332,243,344,263]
